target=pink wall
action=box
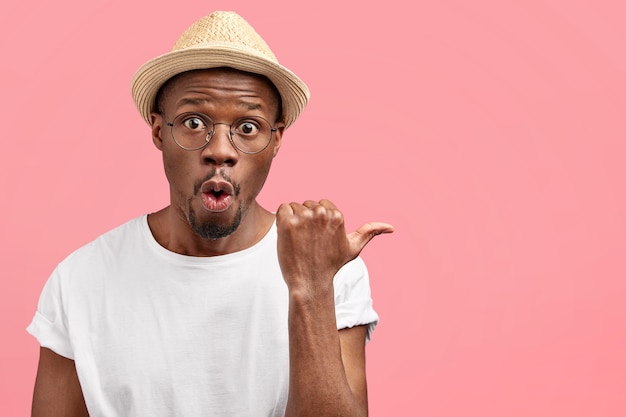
[2,1,625,415]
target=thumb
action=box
[346,222,395,260]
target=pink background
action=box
[2,0,625,415]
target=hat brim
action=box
[131,45,310,128]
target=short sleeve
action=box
[26,266,74,359]
[333,257,379,342]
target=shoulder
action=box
[333,257,371,301]
[334,257,368,284]
[57,215,148,272]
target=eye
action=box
[181,116,208,131]
[235,120,261,136]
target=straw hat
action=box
[131,11,310,128]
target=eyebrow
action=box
[177,98,209,107]
[240,102,263,111]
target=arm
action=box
[277,200,393,417]
[32,347,89,417]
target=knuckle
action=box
[330,209,344,225]
[288,217,302,227]
[313,204,327,216]
[276,203,288,213]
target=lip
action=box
[199,179,235,212]
[200,179,235,195]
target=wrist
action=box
[287,281,334,307]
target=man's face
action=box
[151,68,284,240]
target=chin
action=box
[188,203,244,240]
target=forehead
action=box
[157,68,280,113]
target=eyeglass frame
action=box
[161,112,279,155]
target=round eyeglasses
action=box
[164,112,278,154]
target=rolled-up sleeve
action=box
[333,257,379,342]
[27,266,74,359]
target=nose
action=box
[200,123,239,166]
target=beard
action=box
[186,168,244,240]
[187,201,244,240]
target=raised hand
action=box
[276,199,394,292]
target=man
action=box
[28,11,393,417]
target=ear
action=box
[271,125,285,158]
[150,112,164,151]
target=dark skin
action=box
[32,348,89,417]
[31,68,393,417]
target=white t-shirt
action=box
[27,215,379,417]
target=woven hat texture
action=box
[131,11,310,128]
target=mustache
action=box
[193,169,240,196]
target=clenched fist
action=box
[276,199,394,293]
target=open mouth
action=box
[200,180,234,212]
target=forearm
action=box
[275,200,391,416]
[284,284,367,417]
